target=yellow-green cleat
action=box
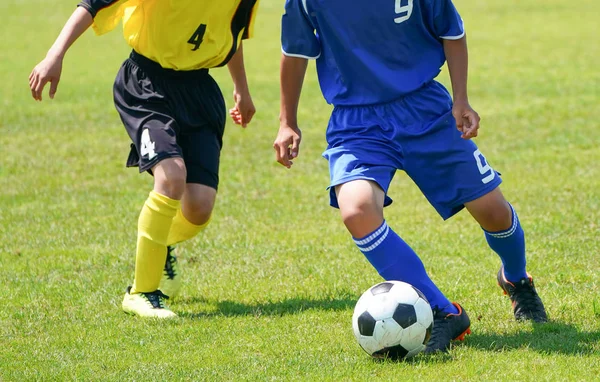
[122,286,177,319]
[159,246,182,299]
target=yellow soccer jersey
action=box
[78,0,259,70]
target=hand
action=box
[29,53,63,101]
[452,99,480,140]
[229,89,256,128]
[273,124,302,168]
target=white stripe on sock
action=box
[357,226,390,252]
[353,222,388,246]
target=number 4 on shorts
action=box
[188,24,207,51]
[140,129,157,160]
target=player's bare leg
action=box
[464,187,511,232]
[181,184,216,225]
[335,180,384,238]
[337,180,470,352]
[153,158,187,200]
[465,187,547,322]
[123,158,186,318]
[160,184,216,298]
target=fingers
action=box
[455,119,464,132]
[467,111,480,130]
[34,77,48,101]
[30,75,39,100]
[229,108,241,124]
[274,139,292,168]
[452,111,464,133]
[290,135,300,159]
[29,70,38,100]
[229,106,256,128]
[461,112,480,139]
[31,76,44,101]
[229,108,247,127]
[235,107,247,128]
[49,78,60,99]
[244,108,256,126]
[273,131,302,169]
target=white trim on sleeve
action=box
[440,30,465,40]
[281,48,321,60]
[301,0,309,15]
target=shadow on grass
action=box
[370,352,454,365]
[366,321,599,363]
[175,298,598,356]
[176,295,356,319]
[467,321,600,355]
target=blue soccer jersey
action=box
[281,0,464,106]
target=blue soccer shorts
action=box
[322,80,502,220]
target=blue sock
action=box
[354,220,458,314]
[484,203,528,282]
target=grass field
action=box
[1,0,599,380]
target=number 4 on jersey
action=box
[188,24,207,51]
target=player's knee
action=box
[153,158,187,199]
[157,173,187,199]
[185,198,214,225]
[479,202,512,232]
[182,184,217,225]
[339,201,382,237]
[466,188,513,231]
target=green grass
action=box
[1,0,599,380]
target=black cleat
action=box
[424,302,471,354]
[159,246,182,299]
[497,268,548,323]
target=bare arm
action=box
[273,54,308,168]
[29,7,93,100]
[443,36,480,139]
[48,6,93,59]
[279,55,308,129]
[227,42,256,127]
[227,42,250,97]
[443,36,469,101]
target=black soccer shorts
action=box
[113,50,226,190]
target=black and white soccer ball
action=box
[352,281,434,360]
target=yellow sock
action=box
[131,191,180,294]
[167,208,210,246]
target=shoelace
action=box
[164,248,177,280]
[143,290,169,309]
[512,280,543,311]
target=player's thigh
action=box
[113,60,183,174]
[404,118,502,220]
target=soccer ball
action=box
[352,281,434,360]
